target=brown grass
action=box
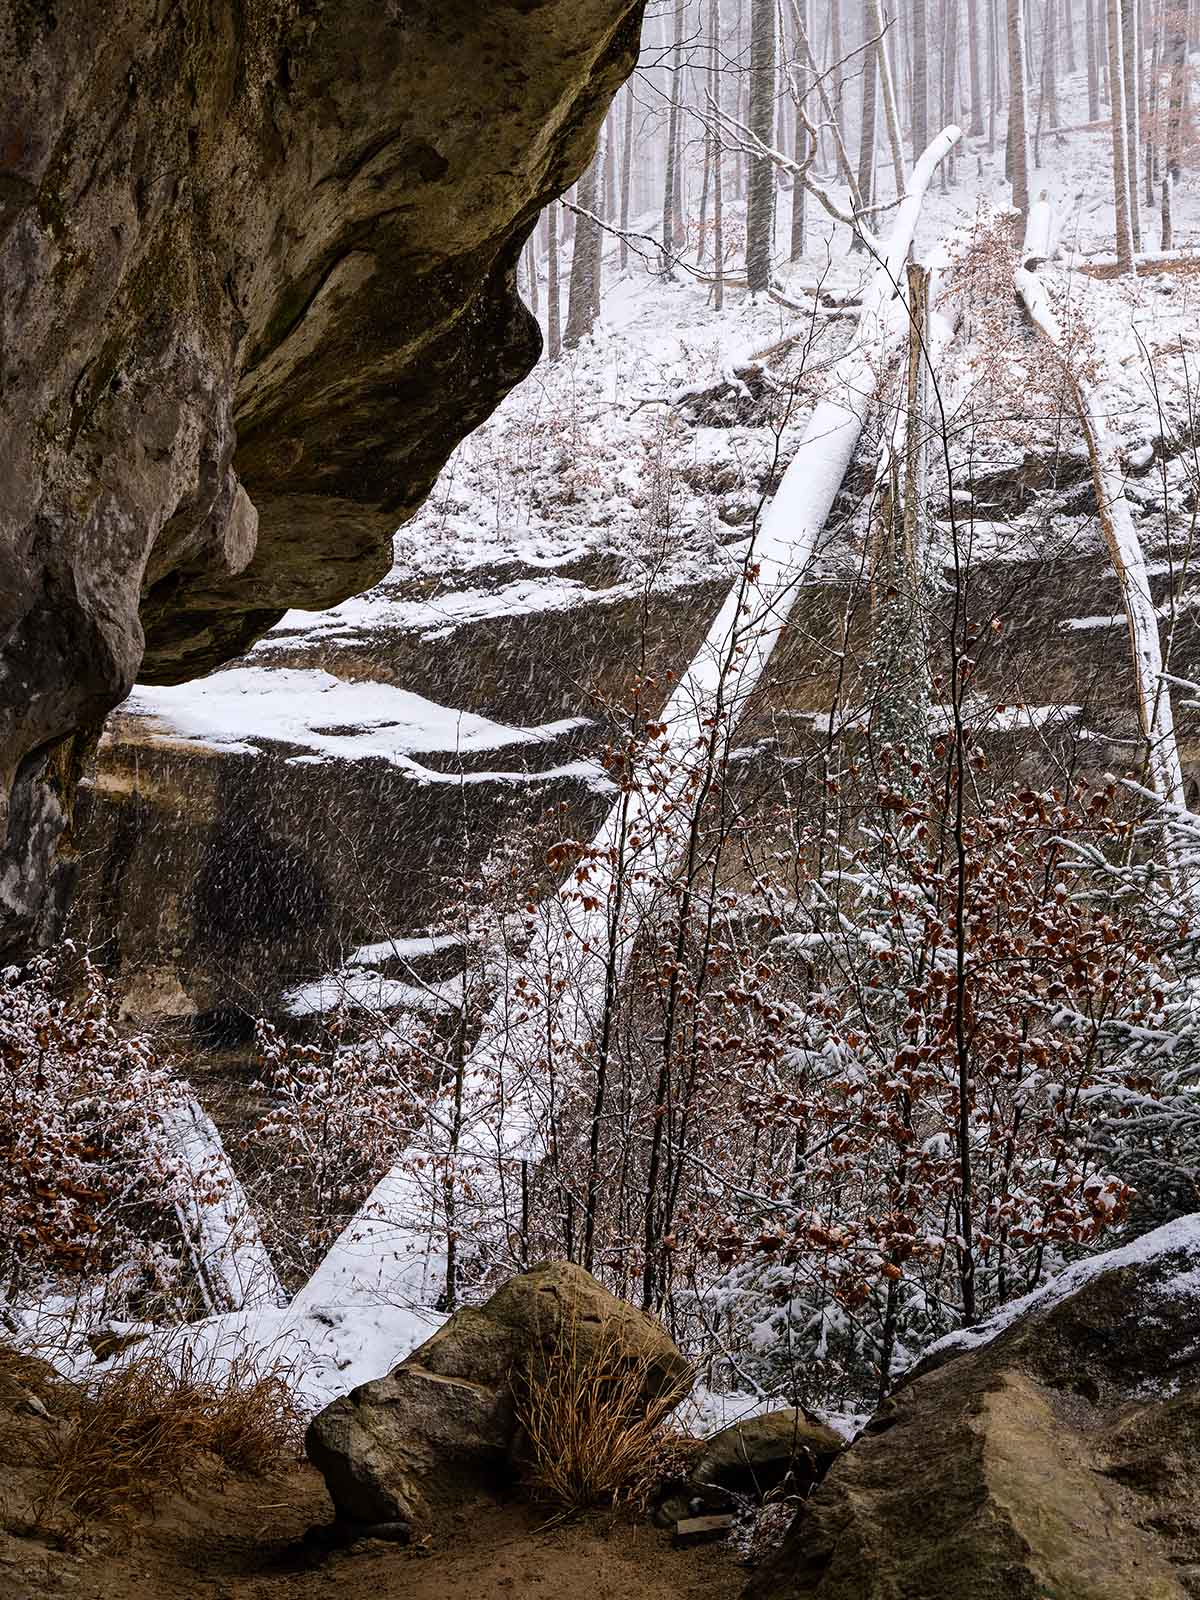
[35,1344,303,1529]
[0,1342,62,1415]
[514,1311,690,1518]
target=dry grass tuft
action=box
[35,1344,303,1529]
[515,1310,690,1518]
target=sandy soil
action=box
[0,1456,747,1600]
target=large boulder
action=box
[0,0,645,959]
[747,1215,1200,1600]
[654,1410,843,1528]
[305,1260,691,1530]
[693,1411,843,1501]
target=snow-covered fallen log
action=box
[1014,257,1185,816]
[286,125,964,1339]
[161,1094,285,1312]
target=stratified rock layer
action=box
[0,0,644,956]
[747,1218,1200,1600]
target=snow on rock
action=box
[124,668,593,768]
[917,1212,1200,1380]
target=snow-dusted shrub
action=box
[671,774,1158,1406]
[1075,801,1200,1232]
[242,1019,424,1284]
[0,950,197,1319]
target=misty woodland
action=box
[3,1,1200,1596]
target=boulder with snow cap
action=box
[305,1259,690,1530]
[747,1215,1200,1600]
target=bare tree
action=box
[1122,0,1143,247]
[713,0,726,306]
[966,0,986,133]
[1108,0,1138,270]
[1086,0,1101,120]
[565,153,602,347]
[912,0,930,158]
[747,0,777,291]
[790,0,809,260]
[619,83,634,273]
[1007,0,1032,216]
[869,0,908,197]
[661,0,686,275]
[856,10,879,230]
[546,204,561,361]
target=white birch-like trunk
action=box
[868,0,908,200]
[1015,258,1184,813]
[1007,0,1033,216]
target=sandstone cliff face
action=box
[0,0,645,958]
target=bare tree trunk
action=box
[966,0,986,131]
[546,203,562,360]
[604,107,617,232]
[942,0,960,171]
[619,84,634,273]
[791,0,866,198]
[1044,0,1060,131]
[565,156,602,346]
[1063,0,1079,68]
[831,0,848,160]
[912,0,930,158]
[871,0,909,195]
[1145,0,1161,206]
[1087,0,1101,119]
[1007,0,1032,215]
[661,0,686,275]
[593,132,606,323]
[856,14,880,236]
[1122,0,1143,246]
[1161,168,1174,246]
[989,0,1001,151]
[1108,0,1137,270]
[524,235,538,317]
[713,0,726,306]
[790,0,809,258]
[1167,0,1189,178]
[747,0,777,291]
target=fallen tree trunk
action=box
[1014,255,1185,815]
[161,1093,285,1312]
[286,125,964,1345]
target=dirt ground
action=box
[0,1456,748,1600]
